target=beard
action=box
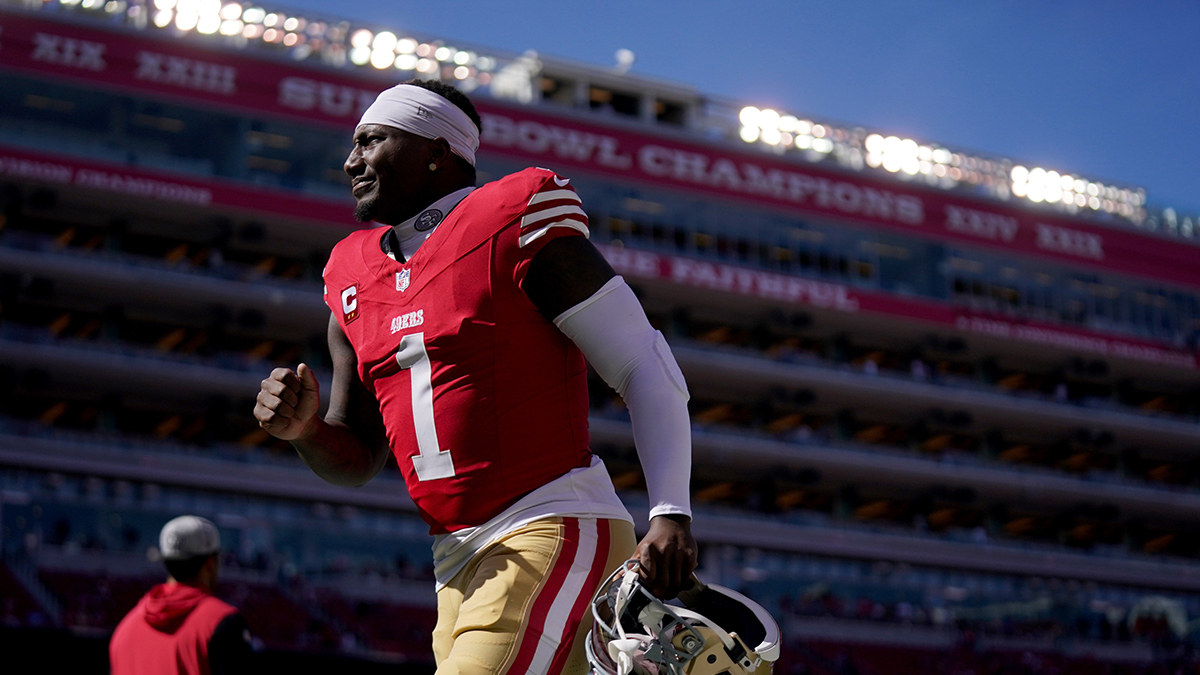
[350,192,379,223]
[353,195,378,223]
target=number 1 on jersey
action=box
[394,332,456,481]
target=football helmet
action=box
[586,560,781,675]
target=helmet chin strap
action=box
[609,562,646,675]
[608,638,641,675]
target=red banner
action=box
[1,9,1198,292]
[478,107,1200,291]
[599,244,1198,370]
[0,11,390,128]
[0,144,356,226]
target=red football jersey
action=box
[323,168,594,534]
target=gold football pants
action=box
[432,517,637,675]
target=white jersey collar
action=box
[386,186,476,261]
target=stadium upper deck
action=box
[0,0,1197,363]
[2,0,1196,232]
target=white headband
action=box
[358,84,480,166]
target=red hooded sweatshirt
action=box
[110,583,245,675]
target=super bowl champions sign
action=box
[472,107,1190,288]
[480,113,925,230]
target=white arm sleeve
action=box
[554,276,692,519]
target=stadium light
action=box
[174,9,198,30]
[735,96,1153,226]
[349,46,370,66]
[44,0,505,87]
[1009,164,1139,215]
[349,28,373,48]
[372,30,398,51]
[370,47,393,69]
[197,15,220,33]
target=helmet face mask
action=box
[587,560,781,675]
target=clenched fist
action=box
[254,363,321,441]
[634,514,697,599]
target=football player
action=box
[254,79,695,675]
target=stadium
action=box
[1,1,1199,673]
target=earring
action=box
[428,163,437,171]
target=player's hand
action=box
[633,514,697,599]
[254,363,321,441]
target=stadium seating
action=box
[0,561,45,628]
[2,2,1199,670]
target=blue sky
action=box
[285,1,1200,213]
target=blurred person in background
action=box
[110,515,253,675]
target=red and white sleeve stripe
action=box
[518,177,590,248]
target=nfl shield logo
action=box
[396,269,410,292]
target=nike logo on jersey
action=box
[391,309,424,334]
[553,176,570,187]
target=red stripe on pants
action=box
[506,517,580,675]
[545,519,611,675]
